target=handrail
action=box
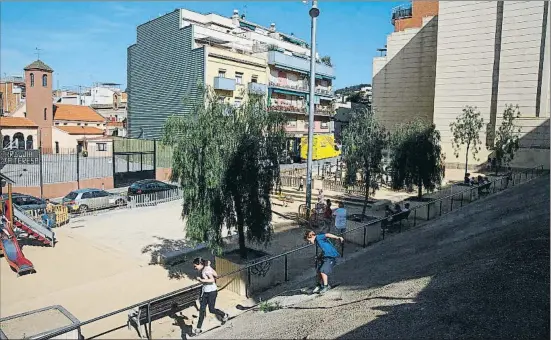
[34,164,546,340]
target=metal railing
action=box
[34,165,546,340]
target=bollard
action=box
[284,254,288,281]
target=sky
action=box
[0,1,401,91]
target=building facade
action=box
[372,1,439,132]
[127,8,336,140]
[0,76,25,116]
[372,0,549,169]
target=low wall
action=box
[12,177,114,199]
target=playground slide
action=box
[12,206,55,246]
[0,224,35,276]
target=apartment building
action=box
[127,8,335,140]
[0,75,26,116]
[373,1,549,169]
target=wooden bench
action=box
[127,285,202,339]
[382,210,411,234]
[477,182,492,196]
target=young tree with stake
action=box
[342,109,388,219]
[487,104,522,175]
[450,106,484,175]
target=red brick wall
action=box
[13,176,114,199]
[156,168,172,182]
[394,1,439,32]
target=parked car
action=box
[127,180,178,202]
[0,193,47,210]
[62,188,127,214]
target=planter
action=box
[406,197,438,221]
[215,248,282,297]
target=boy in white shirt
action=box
[332,202,347,235]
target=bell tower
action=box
[24,59,54,149]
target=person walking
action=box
[304,230,343,294]
[192,258,228,335]
[298,176,305,192]
[332,201,347,235]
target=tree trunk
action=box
[235,197,247,260]
[361,171,370,221]
[417,174,423,198]
[464,144,470,175]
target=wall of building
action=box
[433,1,550,170]
[394,1,439,32]
[127,10,205,140]
[24,69,53,148]
[372,15,438,133]
[0,82,24,114]
[205,45,267,104]
[0,127,38,149]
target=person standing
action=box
[332,201,347,235]
[298,176,305,192]
[304,230,343,294]
[192,258,228,335]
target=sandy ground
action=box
[202,175,550,339]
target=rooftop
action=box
[53,104,106,122]
[56,126,105,135]
[23,60,54,73]
[0,117,38,128]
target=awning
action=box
[271,88,307,97]
[315,74,336,80]
[274,64,335,79]
[239,21,257,31]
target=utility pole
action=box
[305,0,320,214]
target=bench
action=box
[127,285,202,339]
[477,182,492,196]
[381,210,411,234]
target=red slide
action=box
[0,218,35,276]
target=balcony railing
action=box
[391,4,413,24]
[315,88,334,97]
[268,105,307,114]
[213,77,236,91]
[268,50,334,78]
[248,82,267,95]
[269,82,334,97]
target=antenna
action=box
[34,47,43,60]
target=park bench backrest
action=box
[137,285,202,324]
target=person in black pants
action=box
[192,258,228,335]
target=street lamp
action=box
[305,0,319,214]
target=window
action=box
[55,122,59,125]
[30,73,34,87]
[93,191,109,198]
[26,135,33,149]
[321,122,329,129]
[63,123,67,125]
[251,75,258,83]
[218,69,226,78]
[42,74,47,87]
[84,123,88,126]
[234,98,242,107]
[43,108,47,120]
[55,141,59,154]
[235,72,243,84]
[97,143,107,151]
[77,123,81,126]
[13,133,24,150]
[3,135,10,148]
[81,192,93,199]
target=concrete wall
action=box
[127,10,205,140]
[1,127,38,149]
[372,15,438,133]
[13,176,114,199]
[434,1,550,170]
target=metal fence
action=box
[35,165,547,340]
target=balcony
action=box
[268,105,307,114]
[269,81,309,94]
[268,50,334,78]
[213,77,236,91]
[248,82,267,95]
[391,4,412,24]
[314,87,334,97]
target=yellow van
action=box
[300,135,341,161]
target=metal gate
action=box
[112,139,156,188]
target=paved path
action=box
[201,175,550,339]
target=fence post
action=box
[413,209,417,227]
[363,226,367,248]
[39,146,44,199]
[284,254,288,281]
[76,147,80,189]
[153,140,157,178]
[427,203,430,220]
[247,267,252,299]
[460,192,463,207]
[439,200,443,216]
[450,195,454,211]
[112,141,116,181]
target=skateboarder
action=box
[304,230,343,294]
[192,258,228,335]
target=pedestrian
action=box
[192,258,228,335]
[304,229,343,294]
[298,176,304,191]
[332,201,347,235]
[44,199,56,228]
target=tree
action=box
[488,104,521,175]
[320,55,332,67]
[450,106,484,175]
[163,87,286,259]
[390,119,444,198]
[342,109,388,219]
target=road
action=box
[202,174,550,339]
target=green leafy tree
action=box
[390,119,444,198]
[488,104,521,175]
[342,109,388,219]
[450,106,484,175]
[163,87,286,259]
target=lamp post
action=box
[305,0,319,214]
